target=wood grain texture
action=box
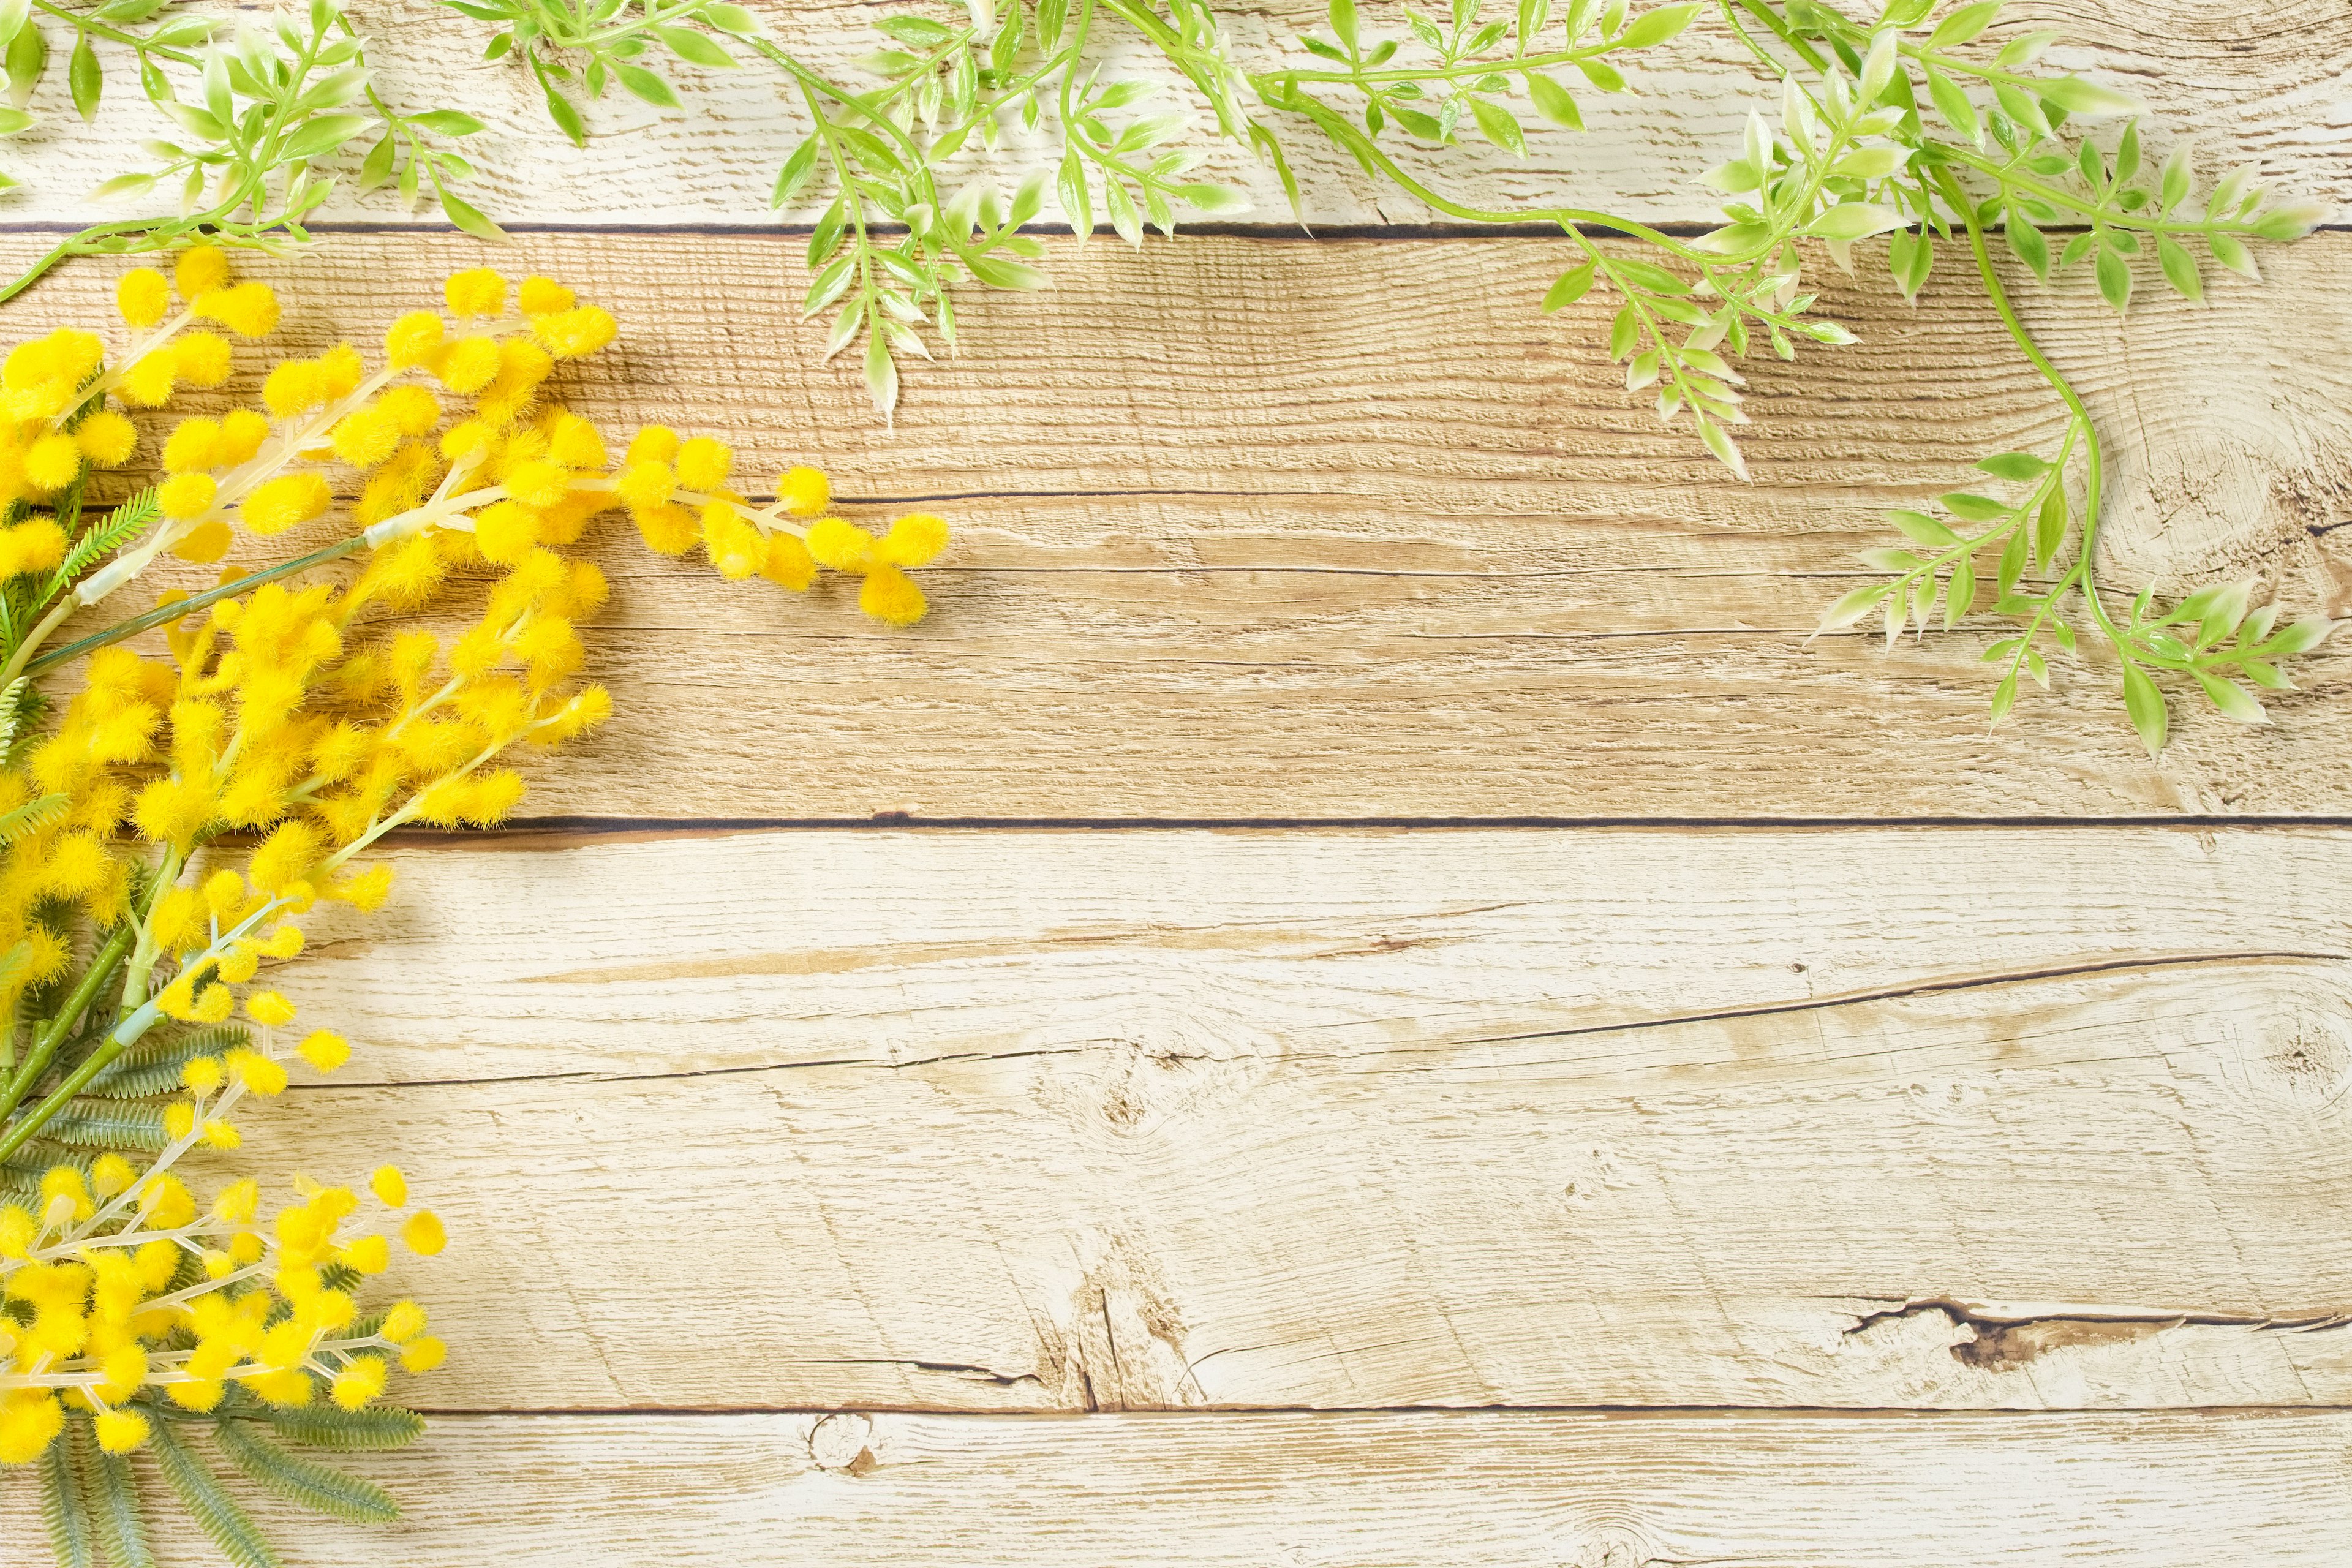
[10,1410,2352,1567]
[0,2,2344,228]
[3,232,2347,820]
[151,826,2352,1412]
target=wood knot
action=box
[807,1412,878,1475]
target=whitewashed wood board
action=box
[0,1,2344,228]
[145,824,2352,1412]
[8,1410,2350,1566]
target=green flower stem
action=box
[19,532,369,684]
[0,922,135,1126]
[1276,37,1649,88]
[30,0,202,65]
[1934,166,2142,663]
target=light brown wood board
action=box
[1,232,2346,819]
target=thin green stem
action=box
[0,922,136,1126]
[1936,168,2125,655]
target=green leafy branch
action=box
[453,0,2332,744]
[0,0,495,305]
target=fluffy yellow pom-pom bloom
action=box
[436,335,500,393]
[298,1030,351,1071]
[804,516,874,571]
[878,512,949,568]
[244,472,333,535]
[93,1408,151,1455]
[675,436,732,491]
[116,267,172,327]
[761,532,816,591]
[859,564,929,627]
[532,305,617,358]
[170,520,232,564]
[118,352,175,407]
[518,276,574,315]
[402,1211,447,1256]
[157,472,218,520]
[175,246,232,299]
[75,409,137,467]
[172,331,233,387]
[445,268,506,317]
[776,464,830,517]
[385,310,445,369]
[633,502,698,556]
[22,432,82,492]
[195,281,280,338]
[372,1166,409,1208]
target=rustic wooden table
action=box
[3,2,2349,1561]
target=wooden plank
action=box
[180,827,2352,1411]
[9,1410,2350,1566]
[2,232,2346,819]
[1,2,2344,228]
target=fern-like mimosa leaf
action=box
[73,1422,159,1568]
[216,1418,401,1523]
[148,1420,284,1568]
[43,1427,99,1568]
[263,1403,426,1452]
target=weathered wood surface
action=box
[1,1,2345,228]
[2,231,2346,819]
[10,1411,2352,1567]
[165,826,2350,1412]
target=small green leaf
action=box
[701,4,766,35]
[1887,510,1959,546]
[1328,0,1359,51]
[67,31,97,121]
[1815,582,1893,634]
[2155,235,2201,301]
[2005,208,2049,280]
[1470,96,1525,155]
[406,109,486,135]
[2120,661,2166,755]
[1975,451,2048,483]
[1542,261,1596,312]
[2094,245,2132,311]
[1926,67,1979,145]
[2192,670,2267,725]
[616,64,680,108]
[864,329,899,415]
[1807,203,1905,241]
[1936,492,2009,523]
[2034,487,2067,567]
[1945,557,1975,628]
[539,76,587,146]
[2158,142,2191,211]
[2208,232,2257,279]
[772,137,818,209]
[1926,1,2002,48]
[2037,76,2138,118]
[279,111,370,162]
[1988,670,2018,725]
[1619,2,1699,48]
[1525,71,1582,129]
[437,185,508,241]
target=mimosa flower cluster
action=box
[0,247,956,1562]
